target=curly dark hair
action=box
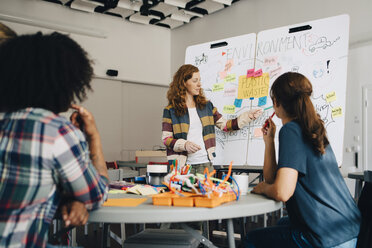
[0,32,93,114]
[270,72,329,155]
[167,64,207,116]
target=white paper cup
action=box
[233,174,249,195]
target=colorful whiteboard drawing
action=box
[185,15,349,166]
[186,33,258,165]
[254,14,349,166]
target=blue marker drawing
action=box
[234,99,242,108]
[258,96,267,106]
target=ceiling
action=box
[41,0,240,29]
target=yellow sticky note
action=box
[326,91,337,102]
[212,82,225,92]
[223,105,236,114]
[224,74,236,83]
[331,107,342,118]
[103,198,147,207]
[238,73,269,99]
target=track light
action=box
[0,12,107,38]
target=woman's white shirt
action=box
[186,108,209,165]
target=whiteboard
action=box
[185,33,257,165]
[185,14,349,166]
[255,14,349,166]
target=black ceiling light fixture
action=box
[40,0,240,29]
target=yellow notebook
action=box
[103,198,147,207]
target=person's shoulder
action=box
[32,108,70,127]
[31,108,82,136]
[280,121,302,136]
[4,108,62,126]
[282,120,301,130]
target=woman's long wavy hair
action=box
[167,64,207,116]
[270,72,329,155]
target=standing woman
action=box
[162,64,262,174]
[245,72,360,248]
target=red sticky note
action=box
[254,69,263,77]
[247,69,255,78]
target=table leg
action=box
[240,217,247,240]
[202,221,209,239]
[355,179,363,201]
[53,219,57,234]
[101,223,109,248]
[120,223,126,247]
[71,227,77,246]
[84,224,88,235]
[226,219,236,248]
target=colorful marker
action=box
[263,112,276,128]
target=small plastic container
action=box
[194,196,222,208]
[146,164,168,186]
[152,192,178,206]
[172,193,196,207]
[134,176,146,184]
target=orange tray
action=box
[152,192,179,206]
[173,192,197,207]
[152,192,237,208]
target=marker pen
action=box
[263,112,276,128]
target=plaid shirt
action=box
[0,108,108,248]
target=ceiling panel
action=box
[105,6,134,18]
[41,0,240,29]
[70,0,104,13]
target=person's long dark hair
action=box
[167,64,207,116]
[270,72,329,154]
[0,32,93,114]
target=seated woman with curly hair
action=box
[0,32,109,248]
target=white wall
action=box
[121,82,168,159]
[82,78,168,161]
[0,0,171,86]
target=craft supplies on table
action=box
[153,161,240,208]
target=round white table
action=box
[89,193,282,247]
